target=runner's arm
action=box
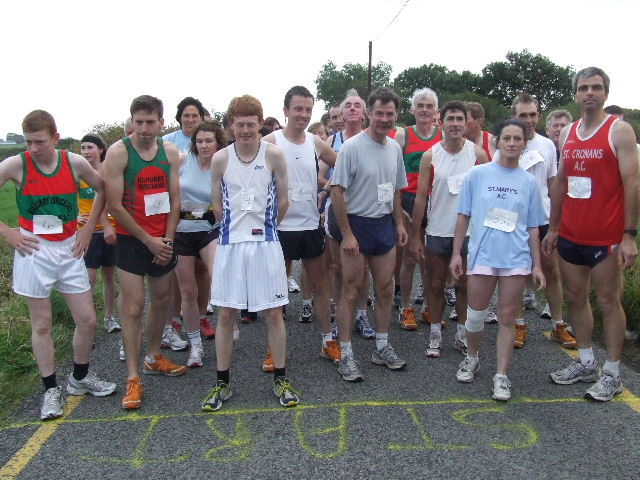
[210,149,228,225]
[315,136,336,168]
[70,152,105,234]
[547,125,571,232]
[164,143,182,242]
[268,145,289,224]
[474,145,489,165]
[411,150,433,241]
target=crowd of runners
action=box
[0,65,638,420]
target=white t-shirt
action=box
[331,131,407,218]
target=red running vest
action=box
[560,115,623,245]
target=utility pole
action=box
[367,40,372,98]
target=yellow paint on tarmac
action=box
[0,396,84,480]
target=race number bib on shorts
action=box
[568,176,592,199]
[447,173,466,195]
[33,215,63,235]
[377,183,393,203]
[144,192,171,216]
[484,208,518,233]
[241,190,255,211]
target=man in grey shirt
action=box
[330,87,408,382]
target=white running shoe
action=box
[492,374,512,401]
[187,345,205,368]
[288,277,301,293]
[161,325,188,351]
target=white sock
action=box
[515,318,526,326]
[578,347,595,366]
[375,333,389,351]
[467,351,479,361]
[456,323,466,337]
[321,332,333,347]
[340,341,353,359]
[603,360,620,377]
[357,309,367,318]
[430,323,442,336]
[303,298,313,307]
[144,354,157,364]
[186,330,202,348]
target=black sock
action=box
[42,373,57,390]
[273,368,286,381]
[217,370,230,385]
[73,363,89,381]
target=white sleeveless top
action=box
[219,141,279,244]
[177,152,213,233]
[427,140,477,237]
[274,130,319,231]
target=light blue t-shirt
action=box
[163,129,192,153]
[458,162,546,270]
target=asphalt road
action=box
[2,284,640,480]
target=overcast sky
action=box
[1,0,637,139]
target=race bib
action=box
[568,176,592,199]
[144,192,170,216]
[241,190,255,211]
[377,183,393,203]
[447,173,466,195]
[33,215,63,235]
[484,207,518,233]
[520,151,544,172]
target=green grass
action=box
[0,182,83,423]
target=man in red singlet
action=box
[392,87,443,331]
[543,67,639,402]
[0,110,116,420]
[104,95,187,411]
[463,101,495,160]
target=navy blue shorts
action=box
[328,209,396,256]
[84,232,116,269]
[557,236,614,268]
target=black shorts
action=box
[174,230,218,257]
[539,224,549,240]
[401,191,427,229]
[425,235,469,257]
[84,232,116,269]
[116,234,177,277]
[557,236,614,268]
[329,212,396,256]
[278,227,325,260]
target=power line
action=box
[374,0,412,41]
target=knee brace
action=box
[466,306,488,333]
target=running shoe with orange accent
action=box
[514,324,528,349]
[143,354,188,376]
[320,340,341,363]
[550,323,577,349]
[262,352,275,372]
[122,377,144,410]
[200,317,216,339]
[399,307,418,331]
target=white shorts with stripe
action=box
[13,229,91,299]
[211,241,288,312]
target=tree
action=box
[479,50,574,110]
[58,137,80,153]
[393,63,481,124]
[315,61,392,109]
[89,122,125,147]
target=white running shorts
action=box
[211,241,289,312]
[13,229,91,299]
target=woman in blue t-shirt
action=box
[450,119,546,402]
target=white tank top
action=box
[274,130,319,231]
[177,152,213,233]
[218,141,279,244]
[427,140,477,237]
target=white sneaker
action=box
[492,374,512,401]
[540,303,552,320]
[456,356,479,383]
[40,386,65,420]
[187,345,204,368]
[161,325,188,351]
[66,372,117,397]
[484,311,498,324]
[104,315,121,333]
[118,339,126,361]
[425,331,442,358]
[288,277,301,293]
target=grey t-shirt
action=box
[331,131,407,218]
